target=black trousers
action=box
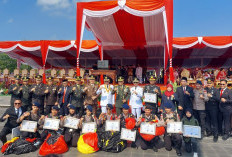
[60,103,69,116]
[64,129,79,147]
[136,135,163,150]
[164,133,182,151]
[184,138,197,153]
[0,127,12,144]
[220,106,232,134]
[76,106,84,117]
[193,110,206,133]
[21,131,40,139]
[45,105,54,115]
[205,106,219,136]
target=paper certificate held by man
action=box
[105,120,120,132]
[82,122,96,133]
[63,117,80,129]
[43,118,60,130]
[144,93,157,103]
[20,120,37,133]
[120,128,136,141]
[140,122,156,135]
[167,122,183,133]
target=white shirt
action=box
[136,67,143,77]
[15,107,22,118]
[96,84,115,107]
[129,86,143,108]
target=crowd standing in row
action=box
[0,74,231,156]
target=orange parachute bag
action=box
[125,118,136,129]
[138,118,165,141]
[39,134,68,156]
[77,132,99,154]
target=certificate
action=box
[183,125,201,138]
[120,128,136,141]
[20,120,37,133]
[105,120,120,132]
[82,122,96,133]
[43,118,60,130]
[63,117,80,129]
[167,122,183,133]
[144,93,157,103]
[140,122,156,135]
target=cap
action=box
[62,79,68,82]
[149,75,156,81]
[206,78,213,84]
[33,102,40,108]
[52,106,59,111]
[104,76,110,81]
[181,77,187,81]
[69,104,76,110]
[196,80,202,85]
[122,103,129,109]
[47,77,54,80]
[107,104,113,109]
[86,105,92,112]
[76,76,82,81]
[35,75,42,80]
[14,75,21,80]
[118,76,124,82]
[89,75,95,80]
[164,102,173,109]
[133,77,139,83]
[22,76,29,81]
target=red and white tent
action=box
[173,36,232,68]
[76,0,174,83]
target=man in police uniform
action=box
[143,75,161,114]
[8,75,21,106]
[204,78,220,142]
[83,75,99,116]
[30,75,46,114]
[70,76,85,117]
[112,76,130,116]
[19,76,32,111]
[44,77,59,115]
[97,76,114,113]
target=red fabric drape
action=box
[40,40,50,84]
[126,0,164,11]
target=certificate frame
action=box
[183,125,201,138]
[63,117,80,129]
[120,128,136,141]
[20,120,37,133]
[144,93,157,103]
[140,122,156,135]
[43,118,60,130]
[105,120,120,132]
[82,122,96,133]
[167,122,183,134]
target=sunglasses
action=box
[14,103,21,105]
[220,84,226,85]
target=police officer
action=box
[70,76,85,117]
[112,76,130,116]
[204,78,220,142]
[44,77,59,115]
[83,75,99,116]
[143,75,161,114]
[8,75,21,106]
[30,75,46,114]
[19,77,32,111]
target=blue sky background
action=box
[0,0,232,41]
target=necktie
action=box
[220,89,223,97]
[183,87,186,93]
[62,87,66,103]
[16,109,19,117]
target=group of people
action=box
[0,74,231,156]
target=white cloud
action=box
[37,0,71,10]
[7,18,13,24]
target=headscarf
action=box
[164,84,175,97]
[185,108,193,120]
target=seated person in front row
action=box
[17,102,44,139]
[117,103,135,128]
[160,103,182,156]
[79,105,97,130]
[182,108,199,157]
[98,104,117,129]
[135,106,164,152]
[60,104,80,147]
[39,106,61,141]
[0,99,25,144]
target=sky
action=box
[0,0,232,41]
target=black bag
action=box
[4,139,38,155]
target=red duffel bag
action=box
[39,134,68,156]
[125,118,136,130]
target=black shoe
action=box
[165,148,172,151]
[213,135,218,142]
[201,133,204,139]
[153,146,158,152]
[131,142,137,148]
[206,132,212,137]
[176,149,182,156]
[222,134,230,141]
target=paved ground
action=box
[0,96,232,157]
